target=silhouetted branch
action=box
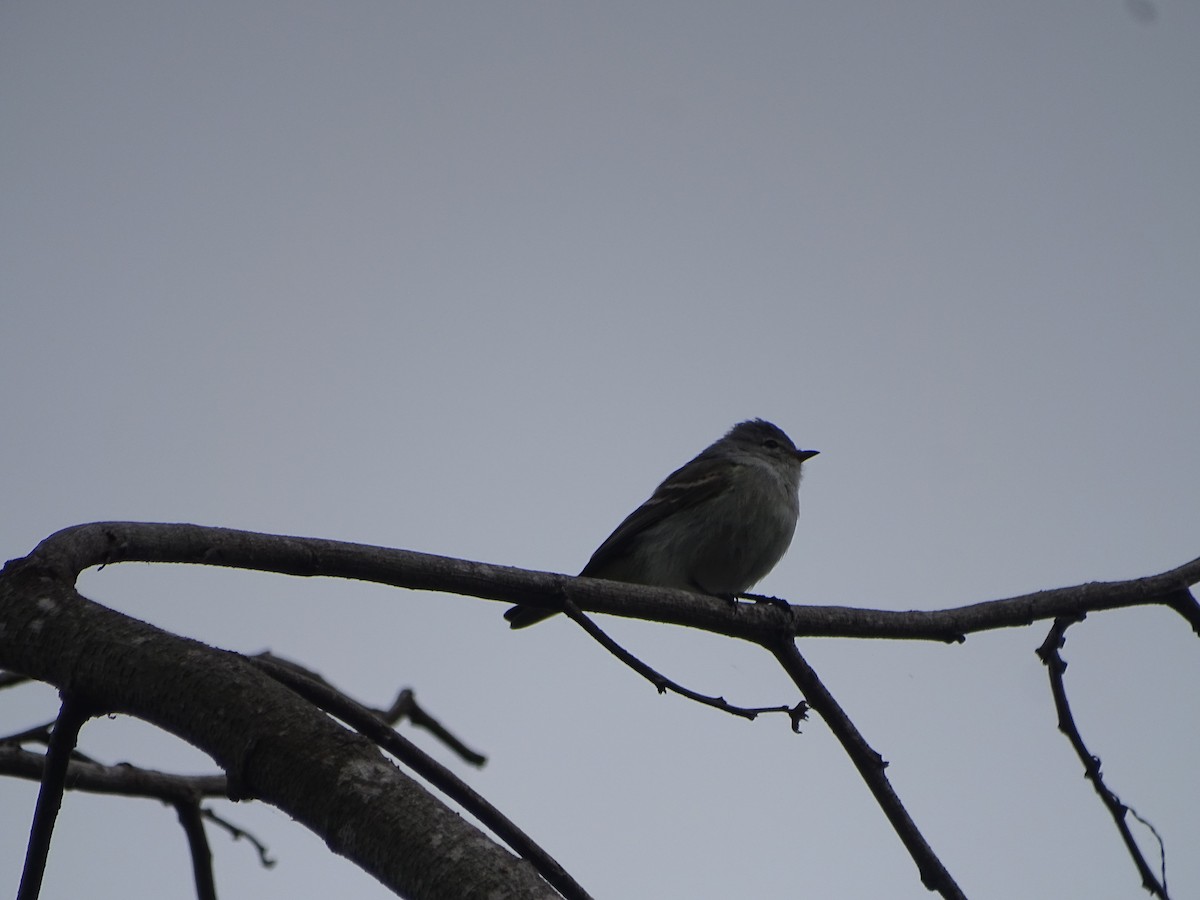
[201,807,275,868]
[17,695,94,900]
[1037,616,1170,898]
[560,596,794,720]
[254,652,487,767]
[379,688,488,766]
[22,522,1200,643]
[6,521,1199,899]
[768,638,967,900]
[174,800,217,900]
[252,655,592,900]
[0,722,55,746]
[0,746,228,799]
[1,573,561,899]
[1,742,274,883]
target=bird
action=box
[504,419,817,628]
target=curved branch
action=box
[201,807,276,868]
[559,596,794,720]
[20,522,1200,642]
[7,521,1197,898]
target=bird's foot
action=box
[743,592,792,615]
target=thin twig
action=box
[378,688,488,767]
[201,806,275,868]
[1036,616,1170,898]
[767,638,968,900]
[0,671,32,690]
[1128,807,1168,897]
[254,653,487,767]
[0,744,274,874]
[0,723,55,746]
[0,746,228,799]
[560,596,795,720]
[17,695,93,900]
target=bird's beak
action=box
[795,449,819,462]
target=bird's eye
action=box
[763,439,780,450]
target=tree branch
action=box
[377,688,487,767]
[0,743,274,878]
[17,695,93,900]
[22,522,1200,642]
[559,596,795,720]
[174,800,217,900]
[0,746,229,800]
[200,806,276,868]
[767,639,967,900]
[253,653,487,767]
[1037,616,1171,898]
[251,655,592,900]
[6,521,1198,899]
[0,570,562,900]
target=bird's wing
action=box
[580,454,735,577]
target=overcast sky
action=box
[3,3,1199,898]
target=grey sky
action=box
[2,2,1198,898]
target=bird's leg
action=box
[692,580,742,610]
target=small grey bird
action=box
[504,419,817,628]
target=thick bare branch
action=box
[0,567,561,900]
